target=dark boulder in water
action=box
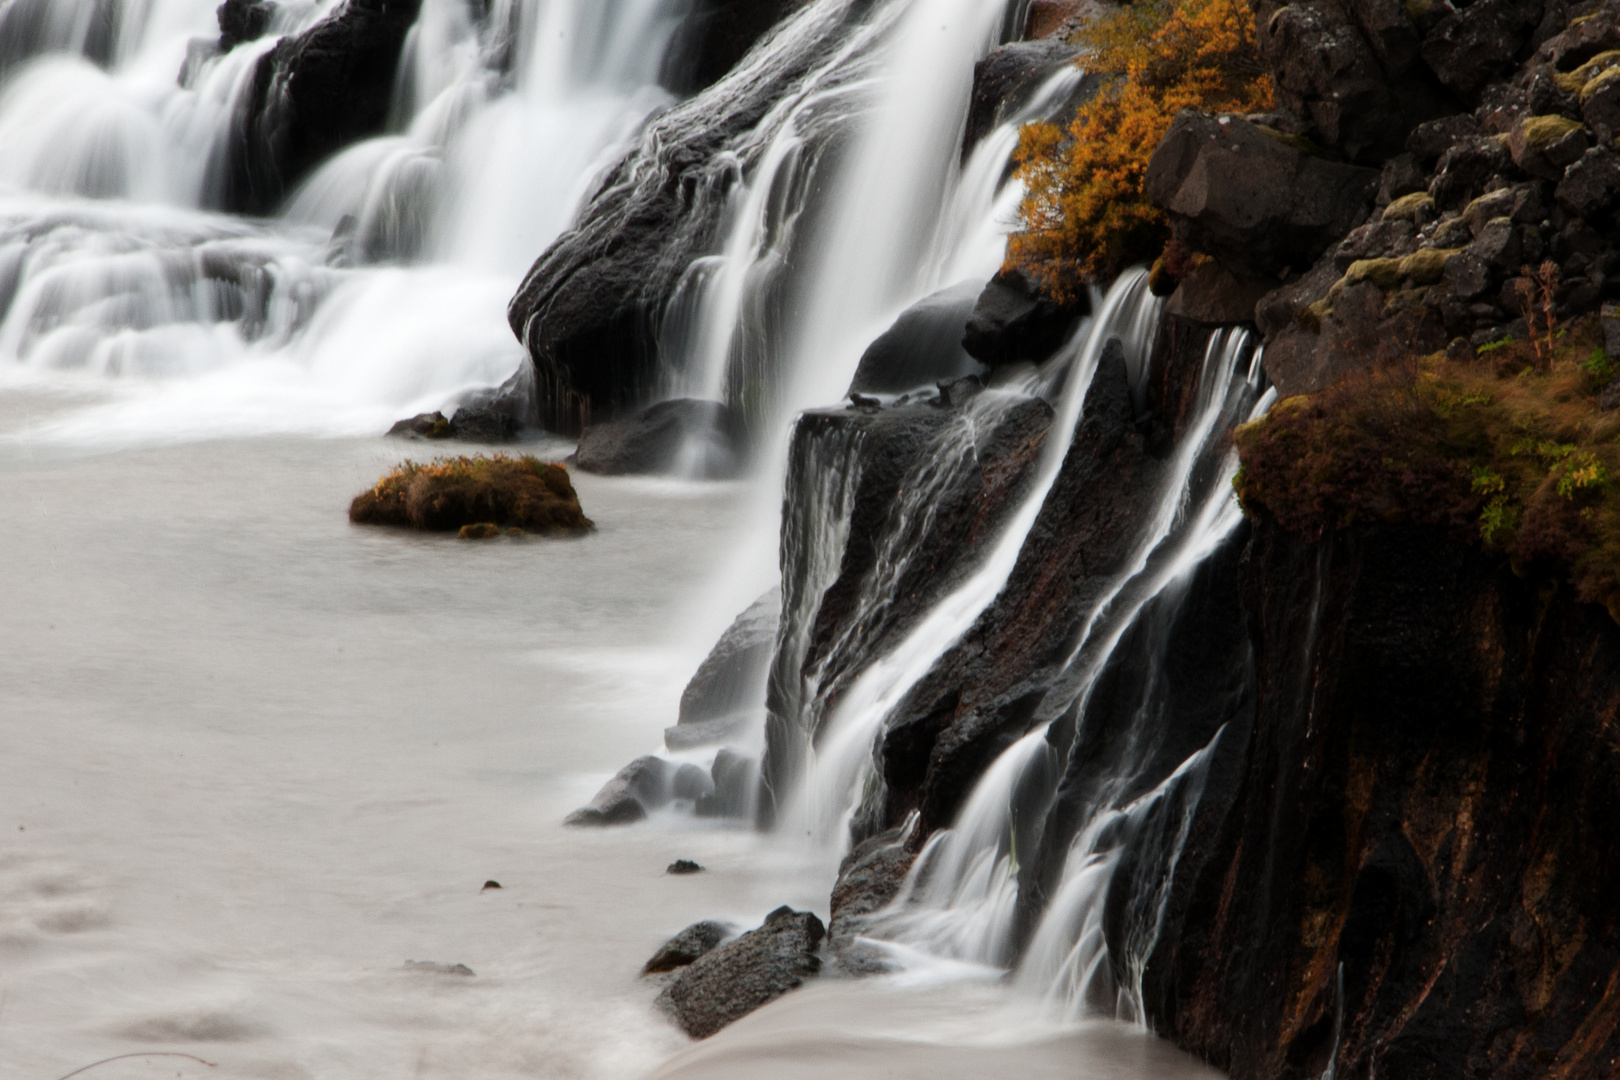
[655,905,824,1038]
[387,404,521,443]
[962,38,1087,159]
[572,398,745,478]
[961,267,1088,367]
[666,859,705,875]
[643,919,733,974]
[849,281,986,395]
[827,826,913,975]
[217,0,275,50]
[563,756,671,826]
[696,748,757,819]
[222,0,423,214]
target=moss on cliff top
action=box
[350,454,593,534]
[1234,317,1620,617]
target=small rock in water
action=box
[458,522,500,540]
[641,920,732,975]
[667,859,703,875]
[481,880,502,891]
[404,960,475,976]
[655,906,824,1038]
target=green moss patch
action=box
[350,455,593,535]
[1234,317,1620,618]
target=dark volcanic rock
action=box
[643,920,732,974]
[828,827,914,974]
[572,398,744,478]
[660,0,803,95]
[655,906,824,1038]
[218,0,274,50]
[564,756,671,826]
[850,281,986,394]
[1145,113,1379,280]
[223,0,422,214]
[387,403,521,442]
[961,268,1089,366]
[1138,521,1620,1079]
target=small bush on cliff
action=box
[1004,0,1273,298]
[350,455,593,534]
[1233,317,1620,617]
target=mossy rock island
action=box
[350,454,593,537]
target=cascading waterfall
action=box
[861,329,1278,1022]
[772,271,1163,849]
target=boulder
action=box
[1556,145,1620,216]
[222,0,423,214]
[1428,135,1512,209]
[572,398,745,478]
[962,39,1088,157]
[1506,113,1590,179]
[1581,68,1620,143]
[655,906,824,1038]
[1421,0,1545,100]
[1144,112,1379,279]
[660,0,804,95]
[564,756,671,826]
[642,920,733,975]
[961,268,1088,366]
[217,0,274,50]
[696,748,757,818]
[1405,114,1482,166]
[386,403,521,442]
[849,281,986,394]
[667,591,779,751]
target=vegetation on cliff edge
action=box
[1005,0,1273,298]
[1233,317,1620,618]
[349,454,592,536]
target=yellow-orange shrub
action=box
[1007,0,1274,299]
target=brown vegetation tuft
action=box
[1233,316,1620,617]
[350,454,593,534]
[1005,0,1273,299]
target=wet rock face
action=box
[655,906,825,1038]
[962,268,1090,367]
[660,0,804,95]
[222,0,422,214]
[961,38,1088,158]
[828,827,914,974]
[571,398,745,478]
[1138,521,1620,1080]
[643,920,734,975]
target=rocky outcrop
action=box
[222,0,421,214]
[1146,2,1620,394]
[655,906,825,1038]
[564,756,713,826]
[962,38,1091,158]
[1137,521,1620,1079]
[827,826,915,974]
[571,398,745,478]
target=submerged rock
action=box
[643,920,733,975]
[572,399,745,478]
[404,960,474,976]
[667,859,704,875]
[655,906,824,1038]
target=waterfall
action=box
[860,329,1278,1021]
[771,271,1163,848]
[0,0,700,440]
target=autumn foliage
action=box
[1006,0,1273,298]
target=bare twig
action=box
[54,1052,217,1080]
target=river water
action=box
[0,387,1223,1079]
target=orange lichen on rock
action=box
[349,454,593,534]
[1006,0,1273,298]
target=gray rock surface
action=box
[849,281,986,394]
[573,398,744,478]
[655,906,824,1038]
[642,920,733,975]
[563,756,671,826]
